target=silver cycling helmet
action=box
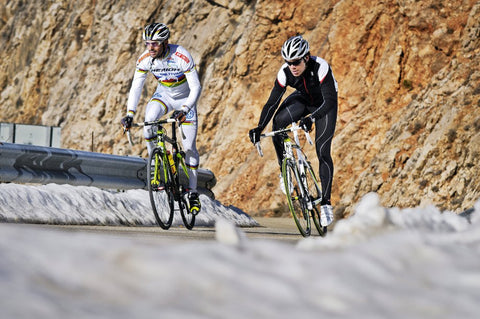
[143,23,170,42]
[281,35,310,60]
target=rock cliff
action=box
[1,0,479,218]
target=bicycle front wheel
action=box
[303,163,327,237]
[148,148,174,229]
[282,158,311,237]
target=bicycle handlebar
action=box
[254,122,313,157]
[123,118,180,147]
[131,118,177,127]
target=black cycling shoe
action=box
[188,192,201,214]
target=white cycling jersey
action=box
[125,43,202,193]
[126,44,201,116]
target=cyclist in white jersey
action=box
[121,23,202,213]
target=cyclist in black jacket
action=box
[249,35,338,226]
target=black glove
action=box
[249,127,262,144]
[172,110,186,123]
[299,116,313,132]
[121,116,133,129]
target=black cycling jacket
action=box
[257,56,338,130]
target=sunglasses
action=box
[285,59,303,66]
[145,41,161,48]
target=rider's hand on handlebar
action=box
[249,126,262,144]
[121,116,133,130]
[172,110,187,123]
[299,116,313,132]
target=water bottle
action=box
[167,150,176,175]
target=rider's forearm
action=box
[257,81,285,129]
[126,71,147,115]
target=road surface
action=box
[53,217,321,243]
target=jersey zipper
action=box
[302,76,314,104]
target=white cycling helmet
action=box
[143,23,170,42]
[281,35,310,60]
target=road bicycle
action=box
[126,116,196,230]
[255,122,327,237]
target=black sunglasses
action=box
[285,59,303,66]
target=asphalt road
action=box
[55,217,319,244]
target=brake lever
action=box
[255,142,263,157]
[127,130,134,146]
[304,130,313,145]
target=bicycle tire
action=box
[303,163,327,237]
[148,148,174,229]
[282,158,311,237]
[179,190,195,229]
[168,151,196,230]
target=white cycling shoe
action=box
[320,204,334,226]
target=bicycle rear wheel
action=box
[148,148,174,229]
[179,190,195,230]
[303,163,327,237]
[282,158,311,237]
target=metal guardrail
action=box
[0,142,216,198]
